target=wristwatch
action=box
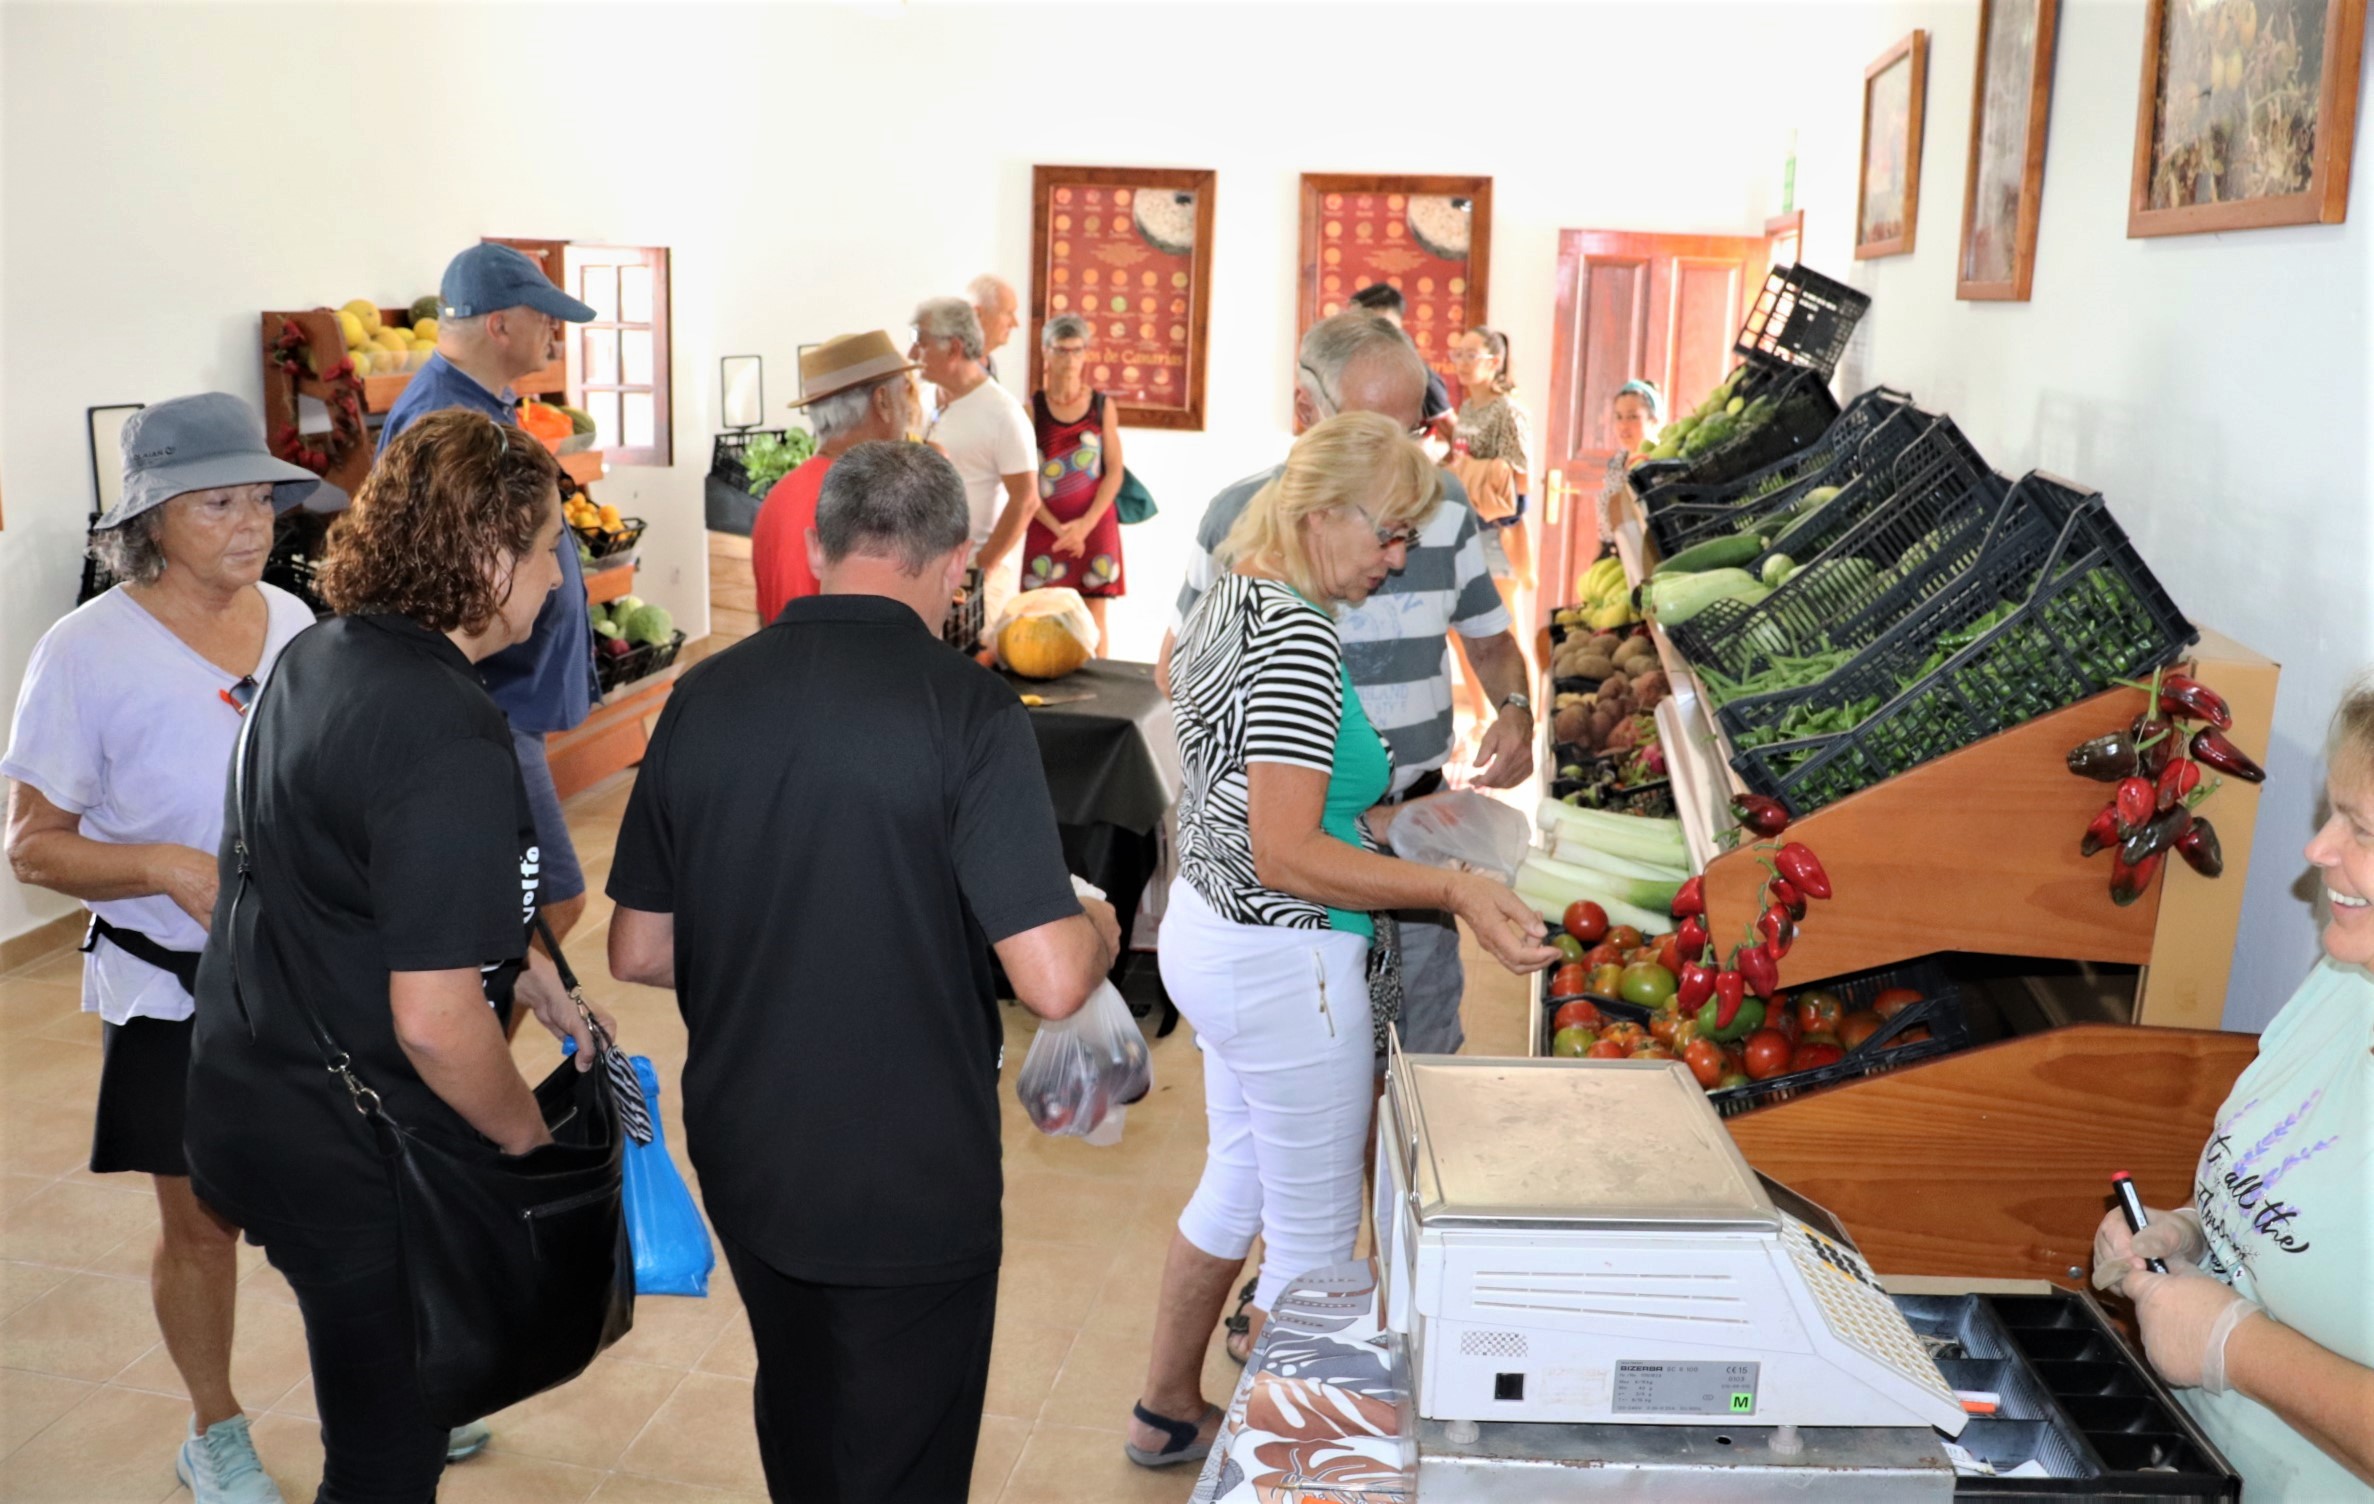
[1500,692,1532,715]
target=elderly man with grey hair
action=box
[968,273,1020,379]
[913,295,1036,625]
[609,439,1118,1504]
[751,330,921,622]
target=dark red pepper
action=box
[1671,875,1706,920]
[2120,804,2193,866]
[2132,715,2176,777]
[2158,674,2233,732]
[1676,959,1716,1014]
[1676,915,1709,962]
[2156,758,2201,810]
[2109,850,2164,907]
[1736,942,1780,999]
[2065,731,2141,781]
[1773,843,1832,900]
[1757,905,1795,959]
[1767,876,1807,921]
[1732,795,1791,838]
[1710,968,1746,1031]
[2114,776,2156,829]
[2190,729,2265,784]
[2080,802,2123,858]
[2175,817,2224,878]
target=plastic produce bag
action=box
[1386,790,1532,882]
[1016,981,1152,1144]
[989,586,1101,667]
[621,1055,715,1296]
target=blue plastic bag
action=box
[622,1055,715,1297]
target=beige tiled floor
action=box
[0,770,1531,1503]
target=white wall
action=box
[5,2,2363,1032]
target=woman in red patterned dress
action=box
[1024,314,1126,652]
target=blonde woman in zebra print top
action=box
[1126,413,1559,1470]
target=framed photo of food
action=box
[1028,165,1215,432]
[1958,0,2062,300]
[2128,0,2364,236]
[1856,32,1930,258]
[1295,174,1492,403]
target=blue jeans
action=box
[1391,910,1466,1055]
[264,1230,446,1504]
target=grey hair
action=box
[912,297,985,362]
[1042,314,1092,349]
[1296,310,1428,416]
[88,508,170,586]
[814,440,971,573]
[967,273,1015,308]
[806,372,906,446]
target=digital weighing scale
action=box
[1376,1045,1972,1497]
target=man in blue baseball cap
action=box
[377,244,599,1035]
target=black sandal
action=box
[1123,1401,1221,1468]
[1222,1276,1257,1365]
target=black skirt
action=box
[91,1014,193,1177]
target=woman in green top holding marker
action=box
[1128,412,1557,1470]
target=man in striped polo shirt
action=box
[1159,312,1534,1056]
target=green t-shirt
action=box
[2178,957,2374,1501]
[1317,664,1392,937]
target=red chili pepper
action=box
[1671,875,1706,920]
[2132,715,2176,777]
[1732,795,1792,838]
[2120,805,2193,866]
[2190,729,2265,784]
[1711,968,1746,1031]
[1767,876,1807,921]
[2080,802,2123,858]
[1677,959,1716,1014]
[2156,758,2201,811]
[2175,817,2224,878]
[2109,850,2164,907]
[2114,776,2156,829]
[1676,915,1709,962]
[1773,843,1832,900]
[1736,942,1780,999]
[2065,731,2141,781]
[1757,905,1795,959]
[2158,674,2233,732]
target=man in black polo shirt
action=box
[607,441,1119,1504]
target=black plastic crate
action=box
[595,627,686,694]
[1729,478,2196,816]
[1705,956,1971,1117]
[944,566,985,655]
[708,428,805,536]
[1735,263,1872,379]
[1546,744,1674,819]
[573,516,646,570]
[1630,364,1843,501]
[1644,388,1922,558]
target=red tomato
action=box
[1682,1038,1727,1088]
[1670,1015,1705,1052]
[1790,1040,1846,1072]
[1742,1028,1794,1080]
[1794,990,1845,1036]
[1626,946,1661,968]
[1872,987,1924,1020]
[1646,1008,1682,1047]
[1587,962,1627,995]
[1838,1013,1885,1051]
[1655,932,1682,976]
[1604,925,1646,953]
[1550,963,1591,998]
[1772,1007,1803,1046]
[1716,1071,1751,1089]
[1552,999,1604,1033]
[1630,1042,1677,1061]
[1583,943,1627,971]
[1586,1038,1629,1059]
[1598,1021,1650,1053]
[1562,901,1609,944]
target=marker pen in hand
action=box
[2111,1171,2169,1273]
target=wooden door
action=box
[1539,230,1772,614]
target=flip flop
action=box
[1123,1401,1222,1469]
[1221,1275,1257,1365]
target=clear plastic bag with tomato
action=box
[1385,790,1531,882]
[1015,980,1152,1145]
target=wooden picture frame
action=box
[1856,31,1930,258]
[1958,0,2061,301]
[2127,0,2365,236]
[1294,174,1492,404]
[1028,165,1215,431]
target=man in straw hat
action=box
[752,331,920,624]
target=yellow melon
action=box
[999,614,1091,680]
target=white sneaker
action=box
[175,1414,285,1504]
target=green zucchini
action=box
[1653,532,1767,577]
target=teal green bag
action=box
[1115,467,1157,525]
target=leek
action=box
[1513,856,1671,936]
[1537,800,1689,870]
[1529,844,1687,888]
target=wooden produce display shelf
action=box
[544,671,674,802]
[361,364,564,416]
[585,561,636,607]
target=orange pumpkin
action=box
[999,615,1091,680]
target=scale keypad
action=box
[1783,1217,1959,1410]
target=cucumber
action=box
[1653,532,1767,577]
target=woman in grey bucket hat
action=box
[0,392,343,1504]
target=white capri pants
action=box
[1159,877,1376,1312]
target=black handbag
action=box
[224,693,637,1427]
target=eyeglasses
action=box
[1350,501,1422,550]
[219,675,257,716]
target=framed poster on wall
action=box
[1296,174,1492,400]
[1958,0,2061,300]
[1028,165,1215,431]
[2127,0,2364,236]
[1856,31,1930,258]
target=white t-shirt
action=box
[927,379,1035,552]
[1,584,317,1024]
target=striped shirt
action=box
[1171,466,1510,795]
[1172,577,1383,933]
